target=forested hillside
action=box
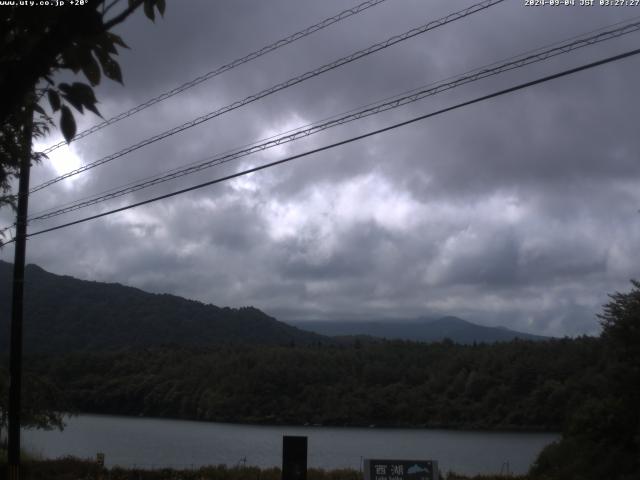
[291,317,547,344]
[0,262,325,353]
[23,337,603,430]
[0,261,549,351]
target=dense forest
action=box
[0,273,638,478]
[16,337,603,431]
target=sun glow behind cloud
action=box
[33,141,85,189]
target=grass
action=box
[0,456,533,480]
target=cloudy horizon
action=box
[1,0,639,337]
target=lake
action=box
[23,414,558,476]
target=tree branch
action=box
[103,0,124,16]
[103,0,144,30]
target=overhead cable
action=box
[2,46,637,246]
[40,0,391,155]
[26,19,640,223]
[29,0,505,194]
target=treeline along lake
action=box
[20,338,603,430]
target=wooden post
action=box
[282,436,307,480]
[7,104,33,480]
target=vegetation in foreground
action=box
[0,281,638,479]
[530,280,640,480]
[0,456,527,480]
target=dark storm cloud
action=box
[2,0,639,336]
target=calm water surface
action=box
[23,414,558,476]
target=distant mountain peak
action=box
[430,316,472,325]
[289,316,549,344]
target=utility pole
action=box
[7,104,33,480]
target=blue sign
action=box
[364,459,438,480]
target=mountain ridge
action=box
[0,260,326,353]
[289,315,548,344]
[1,261,548,352]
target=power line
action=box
[40,0,391,155]
[3,46,637,247]
[25,19,640,223]
[29,0,504,194]
[4,16,637,235]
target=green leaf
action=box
[60,106,76,144]
[48,90,61,112]
[156,0,166,16]
[80,50,101,86]
[107,32,129,50]
[95,34,118,55]
[71,82,97,103]
[33,104,46,116]
[59,82,84,113]
[94,48,113,77]
[61,47,81,73]
[58,83,71,95]
[60,94,83,114]
[144,0,155,21]
[70,83,101,117]
[101,56,123,84]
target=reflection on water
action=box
[23,414,558,476]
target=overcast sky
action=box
[2,0,640,336]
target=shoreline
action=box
[59,411,561,435]
[20,414,557,475]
